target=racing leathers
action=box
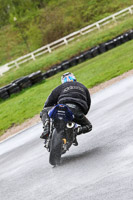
[40,81,92,140]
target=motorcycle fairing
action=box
[48,104,74,122]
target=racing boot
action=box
[75,123,92,136]
[40,110,50,139]
[40,119,50,139]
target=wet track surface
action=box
[0,75,133,200]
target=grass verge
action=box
[0,39,133,136]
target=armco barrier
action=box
[0,29,133,101]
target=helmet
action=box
[61,72,76,83]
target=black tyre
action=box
[49,129,63,166]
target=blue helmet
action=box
[61,72,76,83]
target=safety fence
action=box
[0,5,133,73]
[0,29,133,101]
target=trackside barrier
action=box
[0,5,133,72]
[0,29,133,100]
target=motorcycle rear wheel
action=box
[49,129,63,166]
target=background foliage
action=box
[0,0,133,65]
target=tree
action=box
[0,0,11,27]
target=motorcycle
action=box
[44,104,77,166]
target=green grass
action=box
[0,39,133,136]
[0,14,133,87]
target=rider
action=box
[40,72,92,145]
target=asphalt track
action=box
[0,75,133,200]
